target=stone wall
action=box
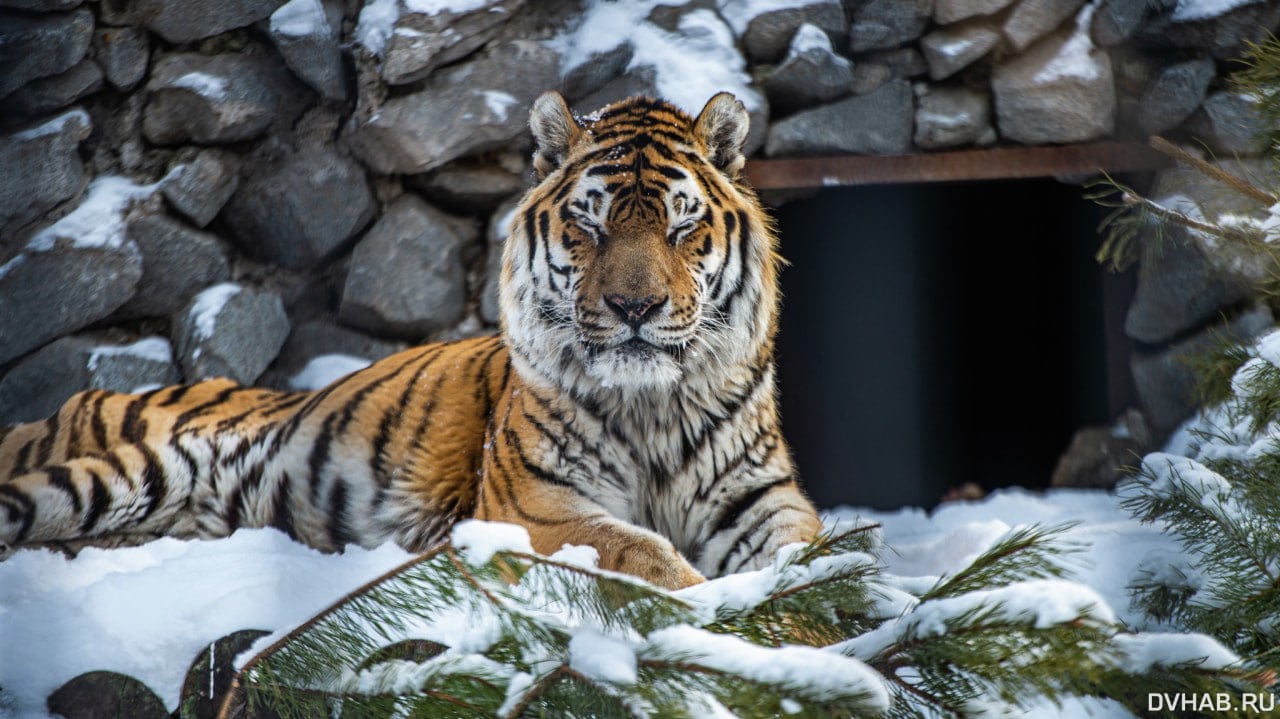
[1,0,1277,432]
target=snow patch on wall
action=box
[12,107,90,141]
[26,176,158,253]
[188,283,242,341]
[87,336,174,372]
[289,353,372,390]
[270,0,331,37]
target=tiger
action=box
[0,91,822,590]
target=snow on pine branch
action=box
[218,519,1266,719]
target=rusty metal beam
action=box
[743,142,1172,190]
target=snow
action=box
[549,2,762,116]
[25,176,158,254]
[170,71,229,101]
[716,0,825,35]
[787,23,831,55]
[87,336,173,372]
[1034,4,1102,84]
[0,486,1249,717]
[569,629,638,685]
[483,90,518,121]
[450,519,534,565]
[1112,632,1239,673]
[269,0,330,37]
[645,624,891,708]
[288,353,372,391]
[11,108,89,142]
[403,0,492,14]
[1172,0,1257,21]
[0,530,413,716]
[187,283,241,342]
[354,0,401,55]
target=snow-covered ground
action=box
[0,485,1190,718]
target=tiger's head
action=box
[501,92,780,395]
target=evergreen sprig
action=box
[217,519,1266,719]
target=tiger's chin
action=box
[582,342,683,390]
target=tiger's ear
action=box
[530,91,582,180]
[694,92,749,179]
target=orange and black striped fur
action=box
[0,92,822,589]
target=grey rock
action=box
[920,20,1000,80]
[0,108,91,239]
[849,0,932,53]
[1050,408,1154,489]
[160,149,241,228]
[858,46,929,80]
[1137,58,1216,135]
[223,142,375,270]
[0,184,147,365]
[409,155,529,213]
[1089,0,1157,46]
[933,0,1016,24]
[0,337,98,425]
[914,84,995,149]
[4,58,101,117]
[1137,0,1280,60]
[850,63,893,95]
[340,195,475,340]
[93,25,149,91]
[991,23,1116,144]
[380,0,526,85]
[765,79,913,156]
[0,0,82,9]
[143,52,307,145]
[735,0,847,63]
[764,23,855,112]
[268,0,347,100]
[1125,206,1254,345]
[346,41,560,175]
[1002,0,1086,52]
[100,0,287,43]
[173,283,290,384]
[117,214,231,318]
[1132,304,1273,432]
[1183,91,1270,156]
[575,66,660,115]
[562,42,633,100]
[259,320,407,390]
[481,197,521,325]
[0,8,93,99]
[46,671,169,719]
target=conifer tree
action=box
[1090,33,1280,696]
[217,520,1267,718]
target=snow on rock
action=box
[354,0,400,55]
[288,353,372,391]
[269,0,328,36]
[188,282,243,341]
[991,4,1115,144]
[87,336,173,370]
[268,0,347,98]
[0,530,414,716]
[1171,0,1259,21]
[552,3,762,118]
[451,519,534,565]
[26,175,157,253]
[645,625,891,709]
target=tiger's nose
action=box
[604,294,666,328]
